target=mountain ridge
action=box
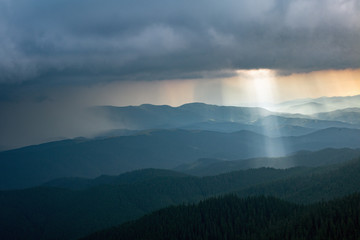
[2,127,360,189]
[2,157,360,240]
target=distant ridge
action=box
[275,94,360,114]
[93,102,360,139]
[314,107,360,124]
[95,102,273,130]
[175,148,360,176]
[2,128,360,189]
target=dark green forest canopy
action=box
[83,193,360,240]
[2,158,360,239]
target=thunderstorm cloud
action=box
[0,0,359,85]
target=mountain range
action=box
[1,156,360,240]
[94,101,360,137]
[273,94,360,114]
[2,96,360,239]
[2,128,360,189]
[174,148,360,176]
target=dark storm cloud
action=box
[0,0,359,84]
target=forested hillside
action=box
[2,158,360,239]
[83,194,360,240]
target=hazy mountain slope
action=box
[254,115,359,129]
[315,94,360,108]
[286,101,327,114]
[96,103,273,129]
[274,94,360,114]
[2,128,360,190]
[95,102,360,137]
[0,129,270,189]
[181,120,317,137]
[43,168,190,190]
[175,148,360,176]
[282,128,360,153]
[314,108,360,124]
[82,194,360,240]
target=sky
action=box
[0,0,360,149]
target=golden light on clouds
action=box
[276,69,360,101]
[223,68,360,106]
[83,68,360,107]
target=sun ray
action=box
[236,69,287,160]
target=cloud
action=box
[0,0,359,84]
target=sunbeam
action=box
[237,69,287,160]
